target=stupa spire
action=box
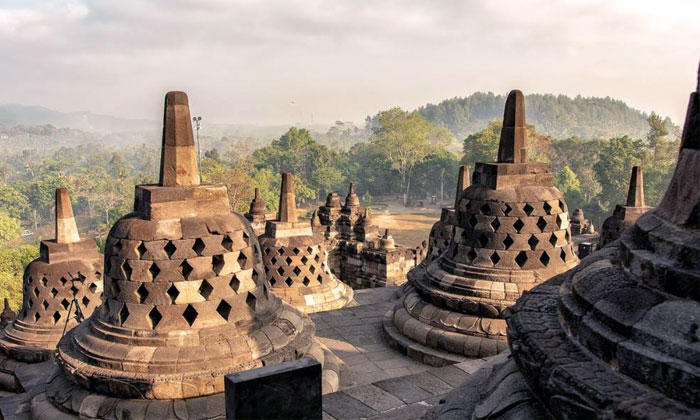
[626,166,645,207]
[497,90,528,163]
[454,165,470,208]
[679,62,700,150]
[55,188,80,244]
[345,182,360,207]
[159,91,200,187]
[278,172,298,222]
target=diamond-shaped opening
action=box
[270,256,278,265]
[242,231,250,242]
[33,286,40,297]
[309,265,316,274]
[467,248,478,262]
[212,254,225,275]
[264,247,272,256]
[198,279,214,299]
[82,296,90,307]
[301,256,309,265]
[230,274,241,292]
[537,217,547,231]
[148,307,162,329]
[182,304,198,326]
[42,300,49,310]
[540,252,551,266]
[528,235,539,250]
[278,248,285,255]
[285,277,294,287]
[71,284,79,296]
[27,298,33,308]
[302,277,311,286]
[502,203,512,216]
[480,203,490,215]
[216,300,232,320]
[503,234,514,250]
[269,278,277,286]
[61,298,70,310]
[559,200,566,212]
[490,218,501,232]
[292,247,300,255]
[34,312,40,322]
[122,261,133,280]
[252,269,259,283]
[293,266,302,276]
[317,274,323,283]
[137,241,148,258]
[178,260,193,280]
[221,235,234,252]
[549,233,558,247]
[88,282,98,294]
[561,248,567,261]
[246,292,257,311]
[53,311,61,324]
[149,262,161,280]
[285,256,293,265]
[166,284,179,304]
[307,246,314,254]
[136,283,149,304]
[523,203,534,216]
[557,214,566,229]
[41,277,48,287]
[314,255,320,263]
[469,215,479,228]
[164,241,177,258]
[490,251,501,265]
[276,266,285,276]
[60,277,68,286]
[192,238,206,256]
[543,202,552,215]
[515,251,528,268]
[238,251,248,270]
[513,219,525,233]
[565,230,571,241]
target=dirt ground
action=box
[372,212,439,247]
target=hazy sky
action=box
[1,0,699,125]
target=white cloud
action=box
[0,0,698,125]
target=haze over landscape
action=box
[1,0,699,126]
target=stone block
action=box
[225,357,321,420]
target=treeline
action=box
[416,92,677,140]
[0,107,679,310]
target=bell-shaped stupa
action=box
[31,92,348,419]
[424,166,470,264]
[434,60,700,420]
[599,165,652,246]
[259,173,353,313]
[0,188,102,391]
[384,90,578,365]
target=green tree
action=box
[593,136,647,212]
[0,185,29,219]
[369,107,453,204]
[0,211,22,243]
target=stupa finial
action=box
[159,91,200,187]
[278,172,298,223]
[55,188,80,244]
[626,166,645,207]
[454,165,470,208]
[497,90,528,163]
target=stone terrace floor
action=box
[317,287,501,420]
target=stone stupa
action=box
[384,90,578,365]
[244,187,268,235]
[21,92,348,419]
[434,60,700,420]
[424,165,470,265]
[599,165,652,247]
[0,188,103,393]
[258,173,354,313]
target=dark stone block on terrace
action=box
[225,357,322,420]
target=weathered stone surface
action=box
[385,91,577,366]
[28,91,350,420]
[434,62,700,420]
[600,166,652,247]
[224,357,321,420]
[0,189,103,389]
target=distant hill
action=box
[417,92,676,140]
[0,104,156,133]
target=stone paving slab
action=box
[319,287,504,419]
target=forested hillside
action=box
[417,92,677,139]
